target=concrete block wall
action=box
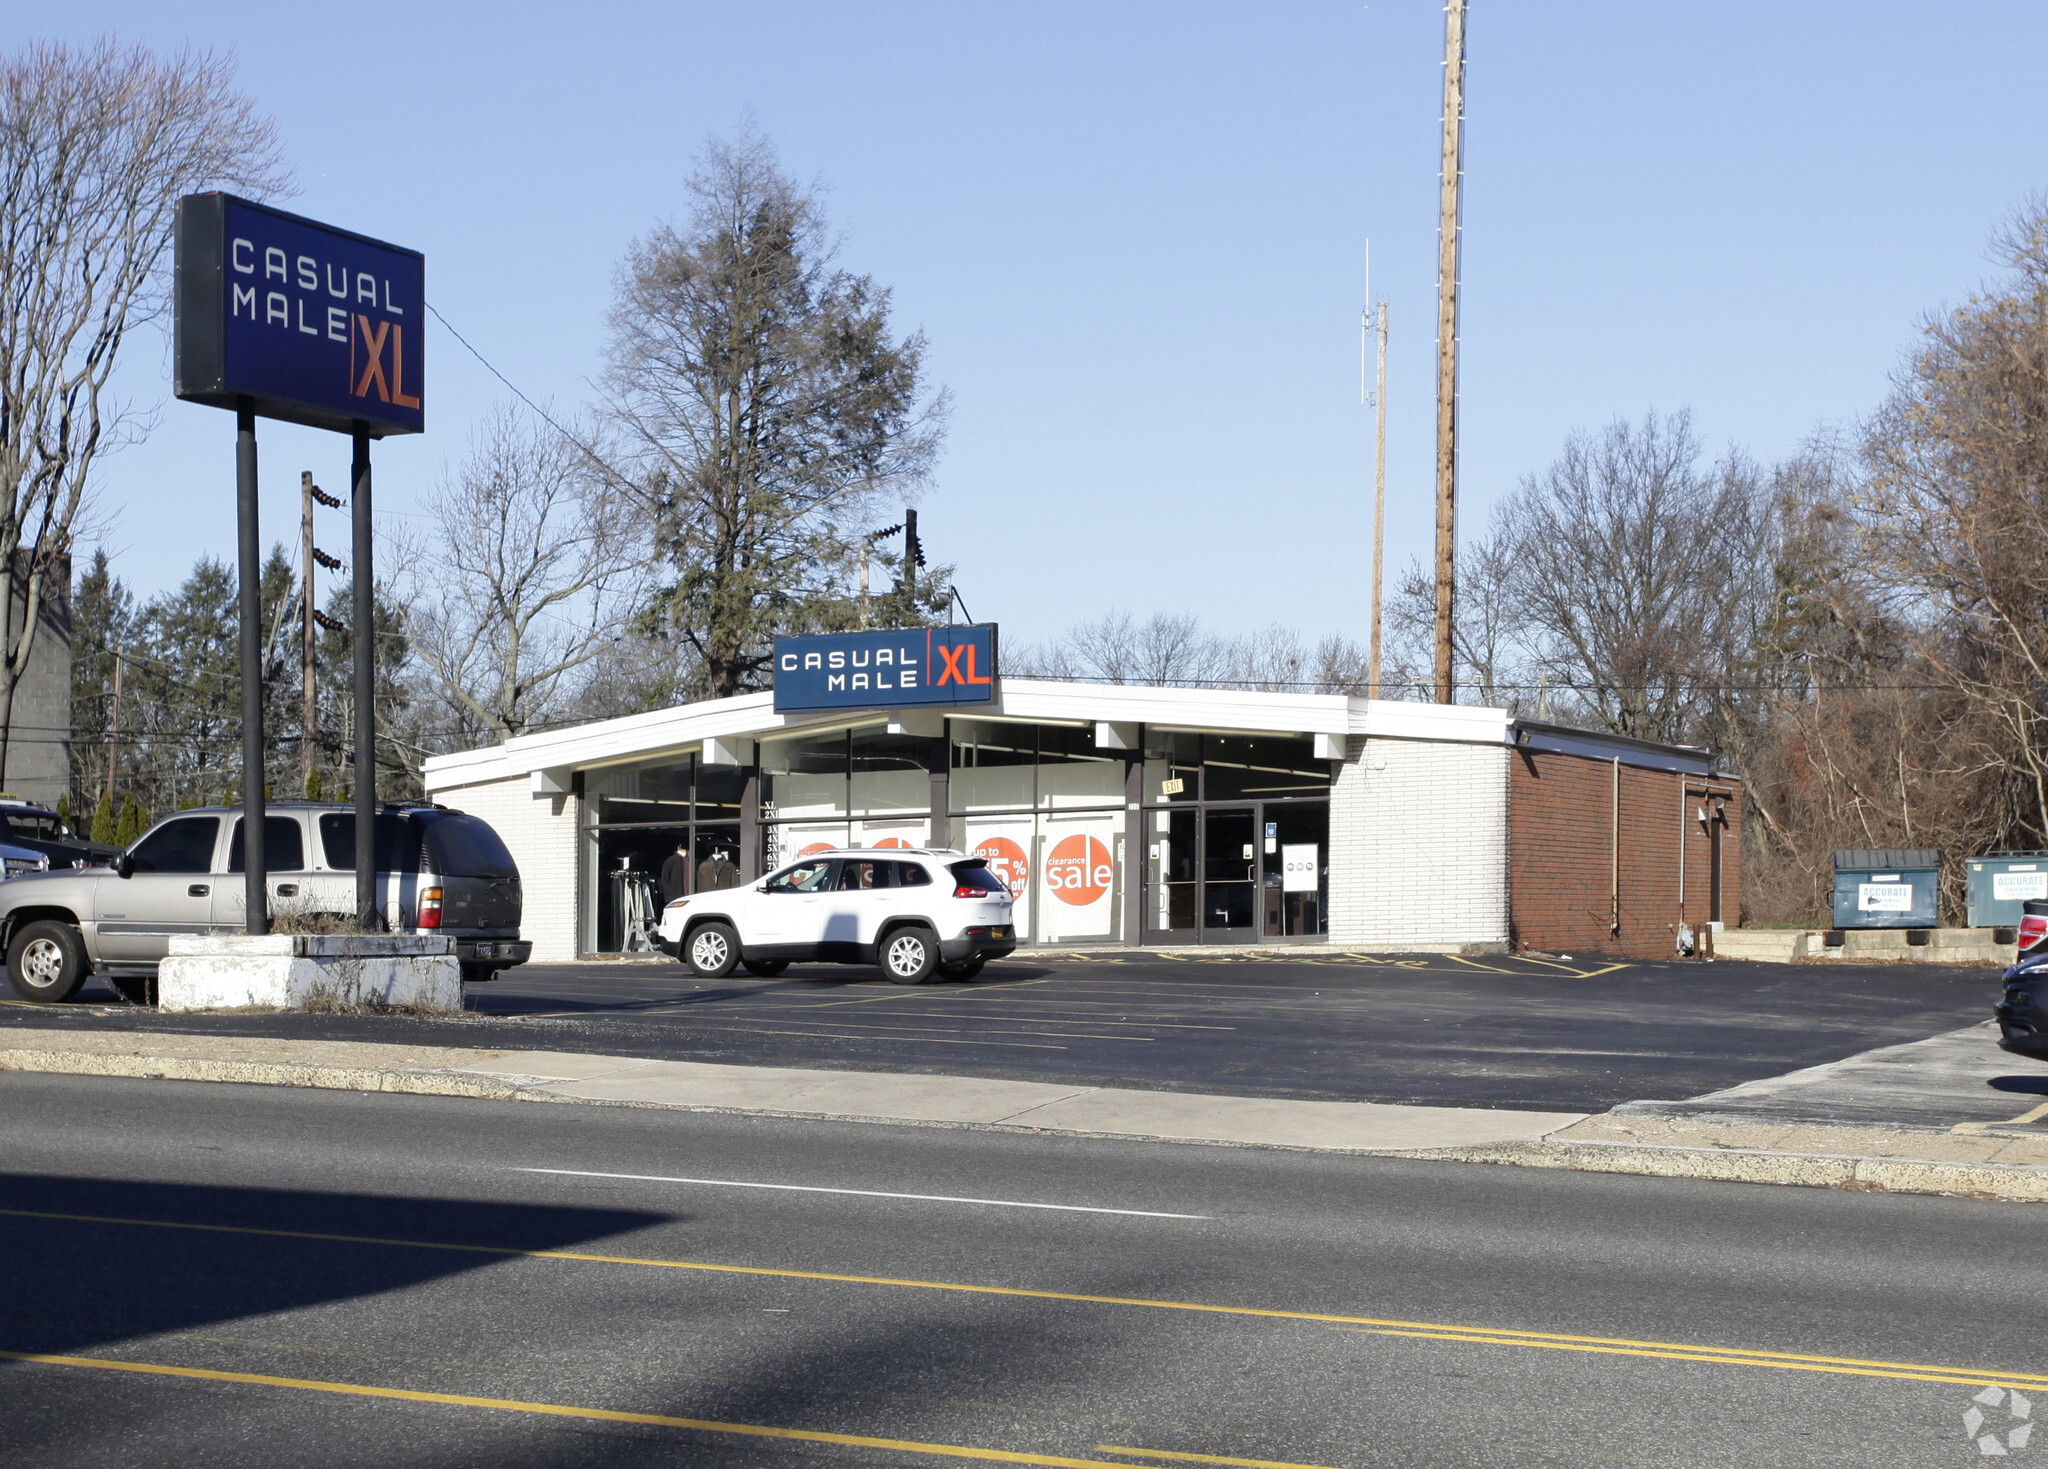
[434,774,580,961]
[1329,736,1509,948]
[1507,749,1741,959]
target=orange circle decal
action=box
[971,836,1030,895]
[1045,834,1112,906]
[873,838,913,849]
[796,841,835,858]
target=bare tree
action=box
[0,39,289,782]
[603,124,948,699]
[398,405,650,743]
[1857,195,2048,844]
[1499,410,1772,744]
[1387,517,1526,708]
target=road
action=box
[3,1071,2039,1466]
[20,951,2002,1112]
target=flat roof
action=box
[422,679,1721,793]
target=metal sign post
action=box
[175,193,424,934]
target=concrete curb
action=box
[7,1043,2045,1203]
[1398,1138,2048,1203]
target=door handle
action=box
[188,884,210,897]
[276,884,298,897]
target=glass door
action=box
[1144,808,1197,943]
[1200,807,1258,942]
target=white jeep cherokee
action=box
[656,848,1016,983]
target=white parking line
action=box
[513,1167,1208,1219]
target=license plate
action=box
[474,942,495,957]
[991,927,1011,940]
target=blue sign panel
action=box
[773,625,999,713]
[174,193,424,437]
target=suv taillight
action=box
[418,887,443,930]
[955,884,996,898]
[2021,914,2047,951]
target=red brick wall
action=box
[1507,749,1741,959]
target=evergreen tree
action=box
[115,793,145,845]
[69,549,135,811]
[90,791,115,844]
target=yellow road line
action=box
[1336,1327,2032,1389]
[1953,1097,2048,1134]
[0,1351,1133,1468]
[1095,1445,1349,1469]
[6,1206,2041,1390]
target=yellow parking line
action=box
[0,1351,1133,1468]
[1096,1447,1349,1469]
[6,1207,2041,1391]
[1953,1097,2048,1134]
[678,1024,1069,1050]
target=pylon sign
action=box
[174,193,424,437]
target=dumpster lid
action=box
[1834,848,1938,871]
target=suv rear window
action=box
[947,861,1006,893]
[416,811,518,880]
[319,812,423,872]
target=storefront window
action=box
[1037,724,1124,809]
[695,762,745,821]
[851,729,938,815]
[950,810,1125,946]
[1143,732,1201,804]
[949,719,1035,812]
[586,754,694,825]
[1202,734,1330,802]
[761,730,848,819]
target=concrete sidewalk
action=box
[4,1025,2046,1202]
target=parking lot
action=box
[10,949,2004,1113]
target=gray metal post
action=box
[352,428,381,930]
[237,403,268,936]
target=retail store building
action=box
[420,679,1738,963]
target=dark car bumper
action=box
[456,938,531,968]
[1996,960,2048,1058]
[941,925,1017,963]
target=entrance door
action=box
[1144,808,1197,943]
[1200,808,1258,942]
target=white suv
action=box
[656,848,1016,984]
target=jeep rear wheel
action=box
[9,919,89,1003]
[881,926,938,985]
[687,921,740,978]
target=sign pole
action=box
[236,401,268,936]
[352,427,380,930]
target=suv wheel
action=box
[687,921,740,978]
[881,926,938,985]
[9,919,89,1003]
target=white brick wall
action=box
[1328,736,1509,949]
[433,775,581,961]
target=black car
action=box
[0,799,121,869]
[1995,898,2048,1060]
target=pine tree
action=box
[115,793,146,845]
[91,792,116,844]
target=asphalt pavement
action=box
[12,950,2005,1112]
[2,1070,2040,1467]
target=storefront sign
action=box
[174,193,425,437]
[773,624,998,712]
[1282,844,1319,892]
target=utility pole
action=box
[301,472,316,796]
[104,650,123,801]
[1433,0,1468,705]
[1368,298,1389,700]
[903,509,921,607]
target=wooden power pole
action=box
[1433,0,1468,705]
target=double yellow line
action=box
[4,1205,2042,1393]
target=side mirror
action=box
[113,852,135,879]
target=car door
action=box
[824,858,893,958]
[93,815,224,963]
[212,815,313,930]
[750,858,837,957]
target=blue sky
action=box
[27,1,2048,647]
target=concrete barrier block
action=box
[159,934,461,1013]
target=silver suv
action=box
[0,801,530,1004]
